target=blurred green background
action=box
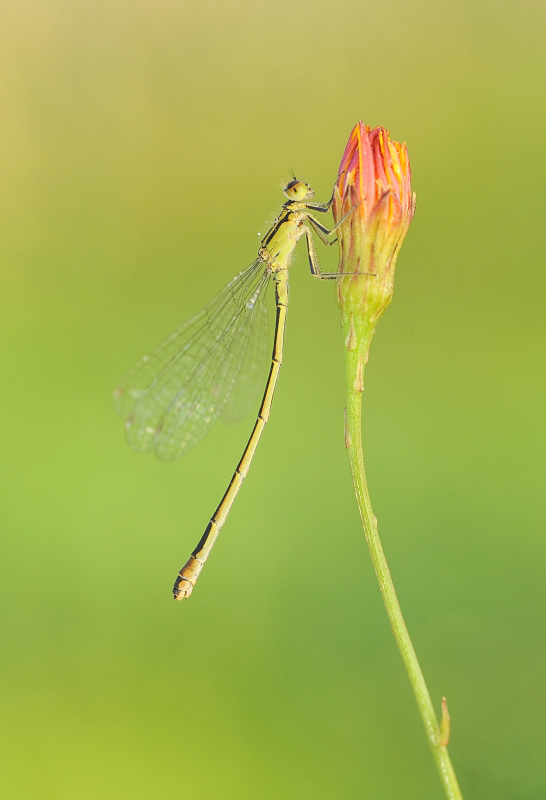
[1,0,545,797]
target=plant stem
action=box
[344,332,463,800]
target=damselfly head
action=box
[283,179,314,201]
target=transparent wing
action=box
[220,279,269,424]
[113,259,271,460]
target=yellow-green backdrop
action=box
[1,1,545,797]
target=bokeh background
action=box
[1,0,545,797]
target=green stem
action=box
[344,331,463,800]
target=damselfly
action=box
[114,179,356,599]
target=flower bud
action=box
[333,123,416,333]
